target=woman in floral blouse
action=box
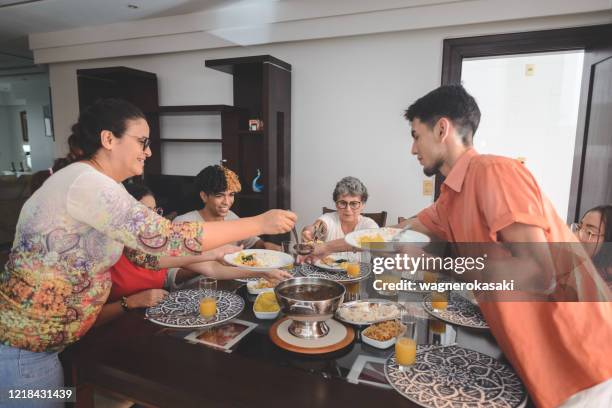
[0,98,295,404]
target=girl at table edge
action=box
[574,204,612,287]
[0,98,296,399]
[95,183,292,326]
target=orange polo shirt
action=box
[417,148,612,408]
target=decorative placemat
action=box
[269,317,354,354]
[296,263,371,283]
[146,289,244,328]
[385,345,527,408]
[423,293,489,329]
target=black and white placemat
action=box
[423,293,489,329]
[296,262,371,283]
[385,345,527,408]
[145,289,244,328]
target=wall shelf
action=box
[159,105,239,115]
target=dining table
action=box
[62,262,532,408]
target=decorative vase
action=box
[252,169,263,192]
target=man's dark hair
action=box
[404,84,481,145]
[195,165,241,195]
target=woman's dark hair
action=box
[53,98,145,171]
[124,182,154,201]
[583,205,612,270]
[404,84,481,145]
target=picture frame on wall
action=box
[43,104,54,139]
[19,111,28,143]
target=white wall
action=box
[48,12,612,231]
[462,51,584,221]
[0,75,54,172]
[0,105,20,171]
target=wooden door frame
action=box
[439,23,612,222]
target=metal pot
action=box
[275,277,346,339]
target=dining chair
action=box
[321,207,388,227]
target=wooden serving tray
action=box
[269,317,355,354]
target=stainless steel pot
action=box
[275,277,346,339]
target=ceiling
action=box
[0,0,257,72]
[2,0,611,73]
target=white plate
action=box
[392,229,431,247]
[224,249,293,272]
[335,299,403,326]
[246,280,276,295]
[313,253,351,271]
[253,293,280,320]
[344,228,402,252]
[362,333,397,349]
[345,228,430,252]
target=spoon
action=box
[291,226,300,244]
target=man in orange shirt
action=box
[402,85,611,408]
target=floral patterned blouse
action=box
[0,163,204,352]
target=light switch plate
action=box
[423,179,433,196]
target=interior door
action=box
[568,45,612,222]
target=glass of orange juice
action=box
[423,270,437,284]
[431,291,449,311]
[281,241,296,271]
[395,310,417,371]
[198,277,217,320]
[345,262,361,278]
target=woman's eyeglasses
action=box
[120,133,151,151]
[571,223,603,241]
[336,200,362,210]
[135,137,151,152]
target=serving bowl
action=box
[274,277,345,339]
[253,293,280,319]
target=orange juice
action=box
[395,337,416,366]
[346,262,361,278]
[199,297,217,318]
[431,292,448,310]
[429,319,446,334]
[346,282,359,294]
[423,271,437,283]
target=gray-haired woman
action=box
[302,176,378,256]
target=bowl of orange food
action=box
[361,320,404,349]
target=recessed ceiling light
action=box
[127,4,139,9]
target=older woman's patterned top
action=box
[0,163,204,352]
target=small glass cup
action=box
[344,252,361,278]
[422,270,438,284]
[431,291,449,311]
[198,277,217,320]
[281,241,296,271]
[395,310,417,371]
[343,282,361,302]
